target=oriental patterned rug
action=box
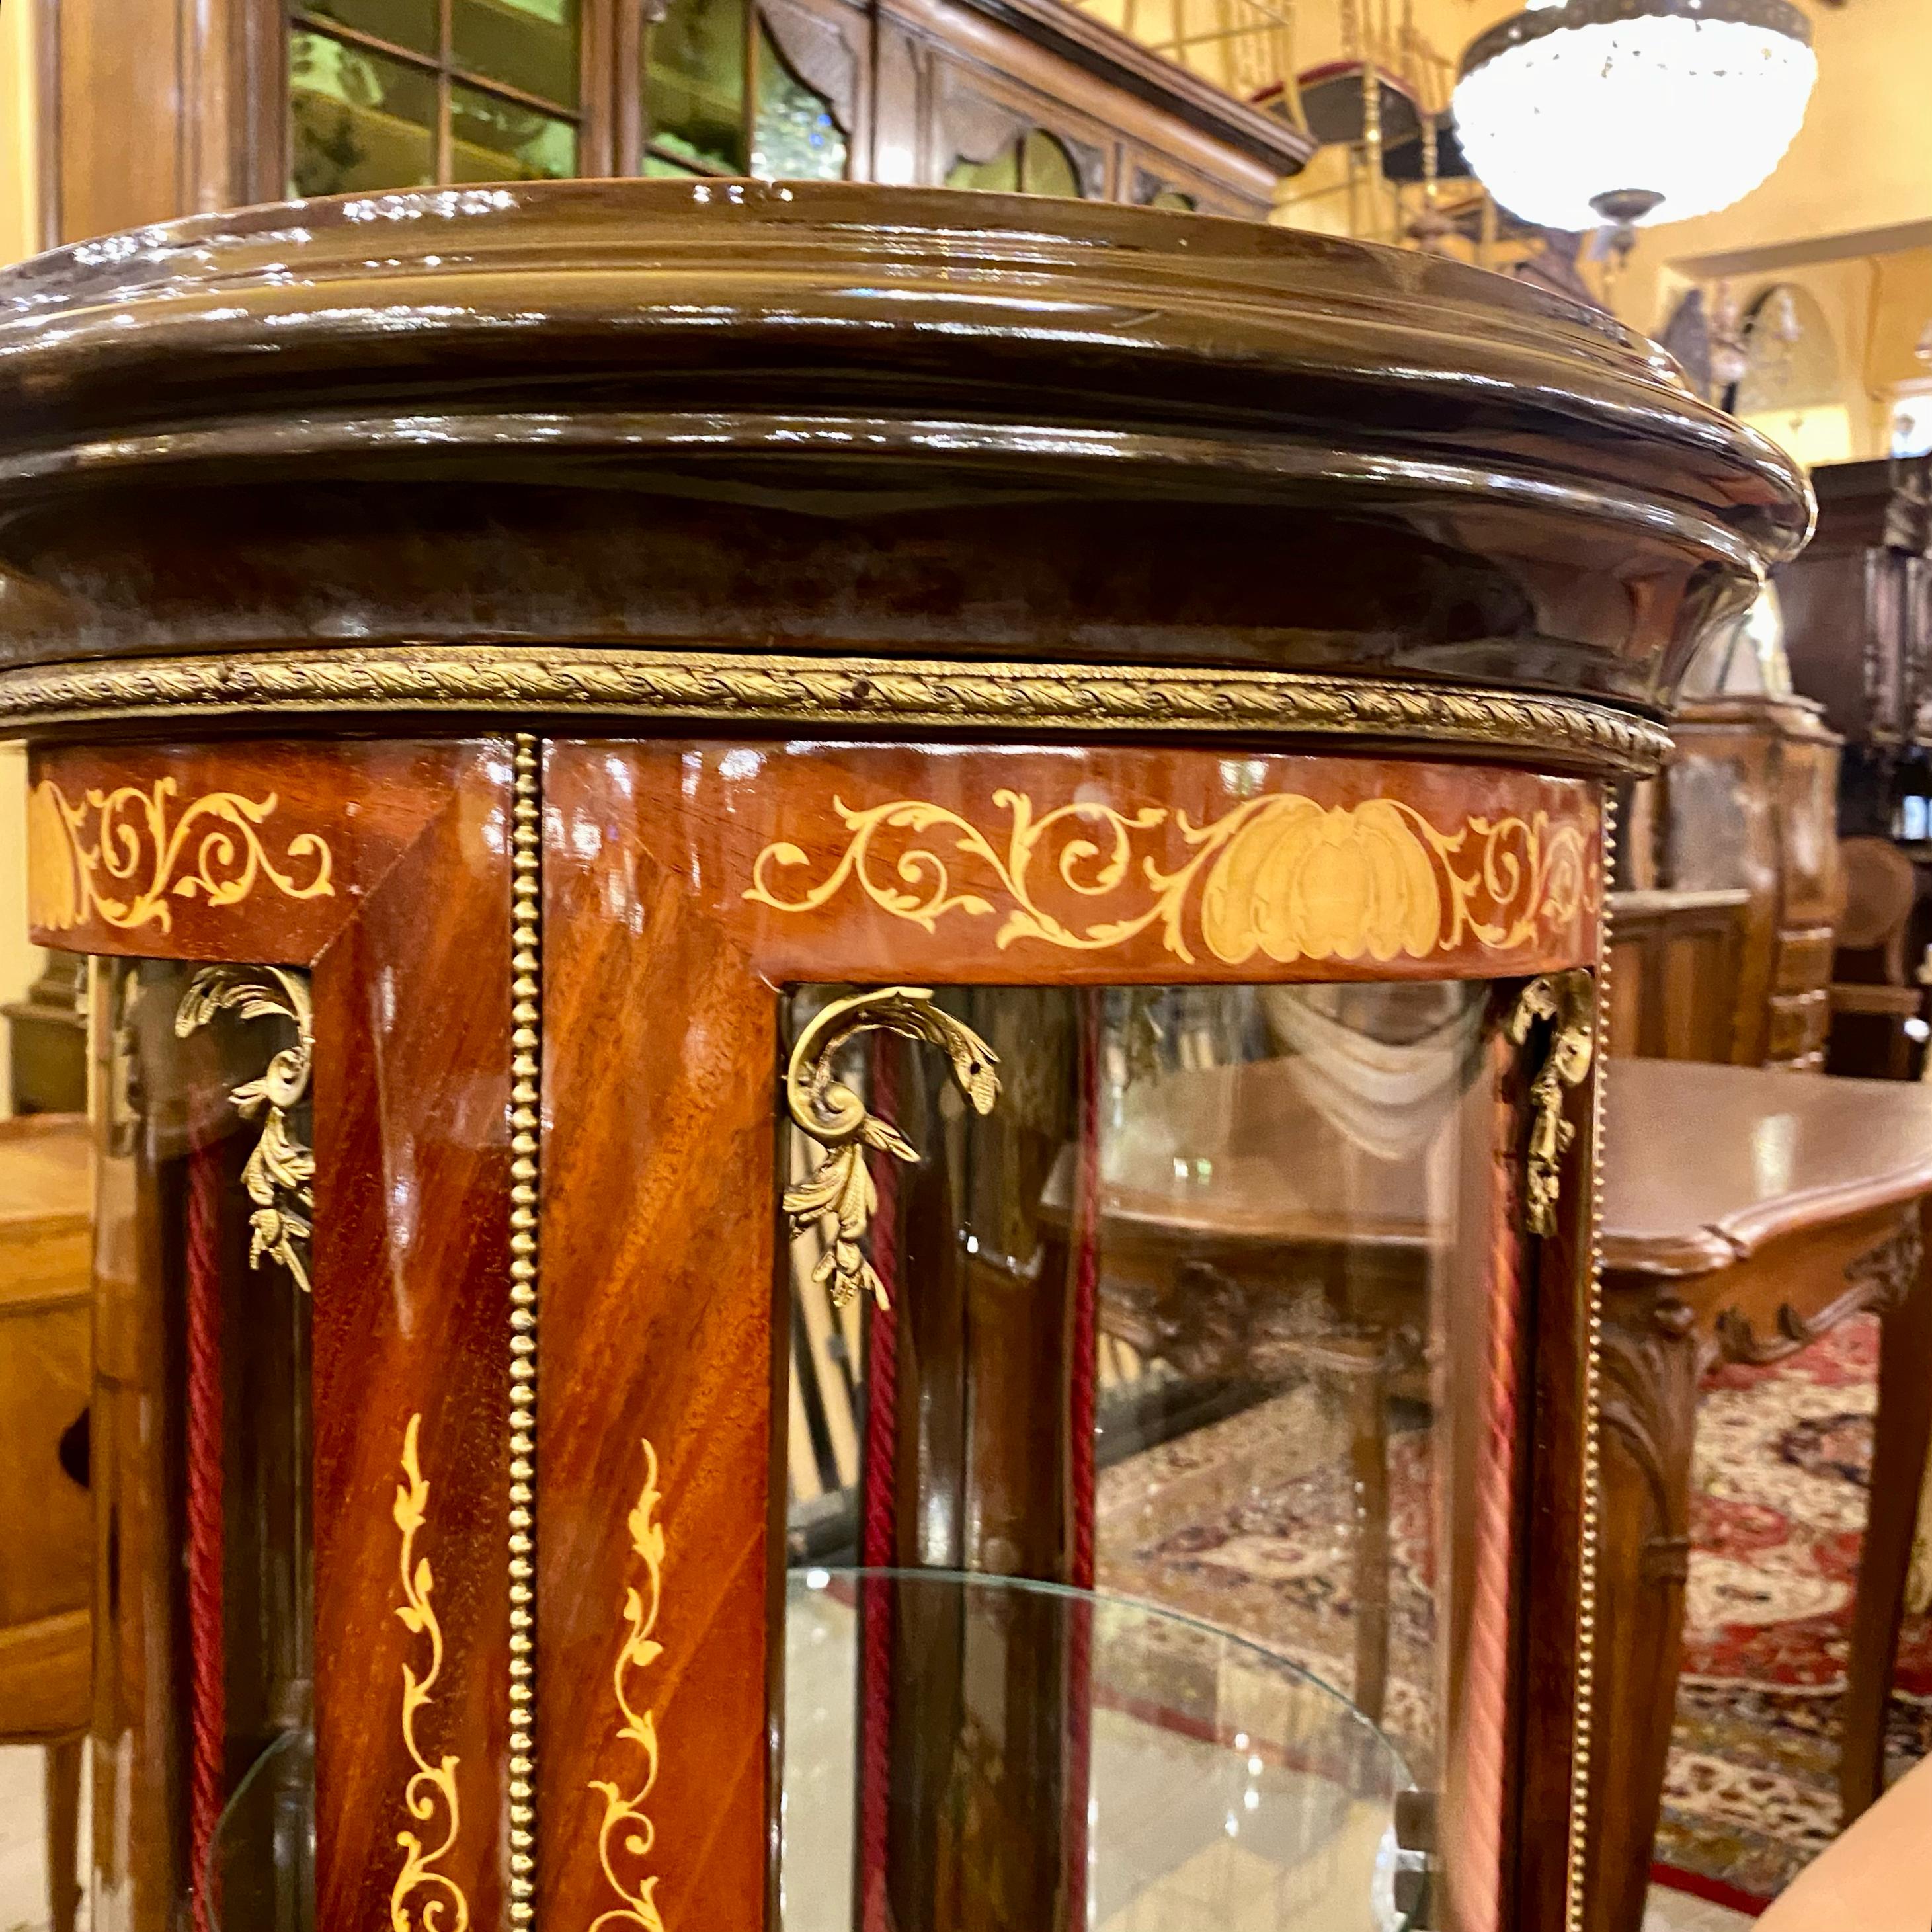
[1092,1315,1932,1912]
[1655,1313,1932,1906]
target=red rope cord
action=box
[858,1042,901,1932]
[1453,1040,1525,1932]
[1069,992,1102,1591]
[185,1137,227,1931]
[1062,992,1104,1925]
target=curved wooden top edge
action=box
[0,181,1812,566]
[0,643,1676,774]
[1603,1058,1932,1278]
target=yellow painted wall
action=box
[0,1,46,1111]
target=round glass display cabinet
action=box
[0,183,1808,1932]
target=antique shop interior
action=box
[3,3,1932,1931]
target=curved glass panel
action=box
[782,1567,1414,1931]
[88,960,315,1932]
[784,980,1526,1927]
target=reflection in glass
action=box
[750,24,846,181]
[450,80,578,180]
[645,0,748,175]
[783,1568,1414,1932]
[453,0,580,107]
[783,981,1517,1927]
[89,961,315,1932]
[289,27,436,197]
[300,0,438,58]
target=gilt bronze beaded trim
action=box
[508,735,542,1927]
[0,648,1677,776]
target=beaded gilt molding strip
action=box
[508,735,542,1926]
[1566,794,1617,1932]
[0,647,1675,774]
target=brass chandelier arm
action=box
[782,988,1000,1312]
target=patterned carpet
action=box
[1657,1314,1932,1902]
[1094,1316,1932,1909]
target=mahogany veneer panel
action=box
[538,741,775,1931]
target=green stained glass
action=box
[750,24,846,181]
[288,28,436,198]
[1021,129,1080,199]
[1150,187,1197,212]
[454,0,580,109]
[301,0,436,60]
[946,128,1084,199]
[645,0,748,174]
[450,80,578,179]
[946,146,1020,194]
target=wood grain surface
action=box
[537,741,775,1931]
[606,741,1604,983]
[309,741,514,1932]
[27,742,465,961]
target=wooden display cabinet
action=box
[41,0,1310,249]
[0,182,1807,1932]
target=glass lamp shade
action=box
[1453,0,1816,235]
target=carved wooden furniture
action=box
[0,1114,93,1932]
[1591,1057,1932,1932]
[1654,696,1843,1068]
[1603,887,1750,1063]
[0,181,1808,1932]
[4,952,87,1113]
[1827,836,1926,1080]
[44,0,1311,251]
[1777,458,1931,776]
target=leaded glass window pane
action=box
[290,28,436,198]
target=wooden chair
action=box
[0,1114,93,1932]
[1828,836,1925,1079]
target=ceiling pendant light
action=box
[1453,1,1817,238]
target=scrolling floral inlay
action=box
[588,1439,668,1932]
[391,1412,469,1932]
[175,967,315,1291]
[745,791,1591,966]
[784,987,1000,1309]
[1508,969,1597,1238]
[28,776,334,934]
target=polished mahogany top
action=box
[1601,1057,1932,1275]
[0,181,1809,727]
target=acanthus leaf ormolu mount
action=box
[3,181,1809,1932]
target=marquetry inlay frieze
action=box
[747,789,1592,968]
[28,776,334,935]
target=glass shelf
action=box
[783,1567,1416,1932]
[206,1727,314,1932]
